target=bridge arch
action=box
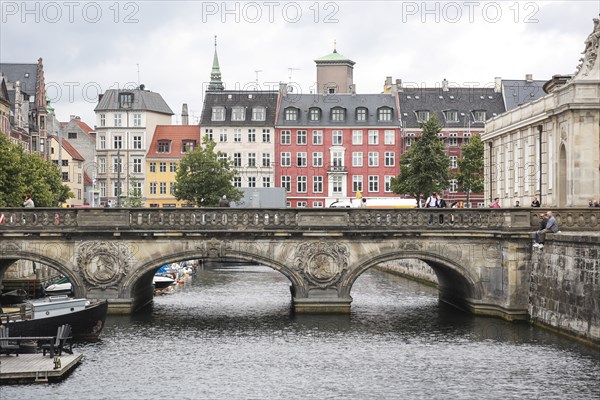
[342,250,483,310]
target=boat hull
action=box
[0,289,28,305]
[5,301,108,340]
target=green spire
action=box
[208,35,224,91]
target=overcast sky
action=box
[1,1,599,126]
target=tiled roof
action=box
[0,63,38,95]
[397,87,506,129]
[49,135,84,161]
[200,90,279,126]
[83,171,93,185]
[94,88,174,115]
[277,93,400,127]
[147,125,201,158]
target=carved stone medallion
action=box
[76,241,130,286]
[295,242,349,288]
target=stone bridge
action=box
[0,208,598,321]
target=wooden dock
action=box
[0,353,83,384]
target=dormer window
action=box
[252,106,266,121]
[378,107,392,121]
[416,110,430,123]
[211,106,225,121]
[473,110,487,122]
[444,110,458,122]
[119,92,133,109]
[284,107,298,121]
[231,106,245,121]
[182,140,197,153]
[331,107,346,121]
[309,107,321,121]
[356,107,367,121]
[157,140,171,153]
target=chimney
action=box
[182,103,189,125]
[385,76,392,87]
[395,79,403,92]
[98,93,104,102]
[279,82,288,96]
[349,84,356,95]
[442,78,449,92]
[494,77,502,93]
[69,115,80,121]
[525,74,533,82]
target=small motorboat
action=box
[45,277,72,296]
[0,289,28,305]
[153,275,176,289]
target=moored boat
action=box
[153,275,176,289]
[45,277,73,296]
[0,288,28,305]
[0,296,108,340]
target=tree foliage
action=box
[122,179,144,207]
[0,134,72,207]
[456,133,484,206]
[175,136,243,207]
[390,115,450,204]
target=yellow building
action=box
[146,125,201,207]
[49,135,85,206]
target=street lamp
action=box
[117,147,121,207]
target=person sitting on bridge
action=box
[534,211,559,249]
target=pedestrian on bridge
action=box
[23,193,35,208]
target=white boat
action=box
[152,275,175,289]
[45,280,72,296]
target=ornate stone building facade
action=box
[482,17,600,207]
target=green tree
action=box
[175,136,242,207]
[0,134,72,207]
[391,115,450,205]
[122,178,144,207]
[456,133,484,206]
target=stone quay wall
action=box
[376,260,438,286]
[529,233,600,344]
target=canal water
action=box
[3,265,599,399]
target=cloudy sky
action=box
[1,1,598,126]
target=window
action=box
[352,152,363,167]
[332,151,343,168]
[356,108,367,121]
[313,176,323,193]
[331,107,345,121]
[297,201,308,208]
[352,130,363,145]
[182,140,197,153]
[281,176,291,192]
[248,177,256,188]
[262,129,271,143]
[170,182,176,195]
[248,129,256,143]
[231,106,245,121]
[219,129,227,142]
[233,153,242,167]
[170,162,177,173]
[132,181,142,196]
[98,157,106,173]
[68,132,77,139]
[384,130,395,145]
[449,133,458,146]
[285,108,298,121]
[297,176,307,192]
[133,113,142,127]
[61,159,69,167]
[449,179,458,193]
[384,152,395,167]
[150,162,156,173]
[312,152,323,167]
[262,176,271,188]
[157,140,170,153]
[281,152,291,167]
[99,136,106,149]
[384,176,393,192]
[309,108,321,121]
[149,182,157,195]
[417,110,430,122]
[332,130,343,145]
[463,132,471,144]
[113,157,122,173]
[312,130,323,145]
[233,177,242,188]
[297,152,307,167]
[331,176,343,193]
[353,175,363,192]
[252,107,266,121]
[368,130,379,145]
[61,172,69,182]
[114,135,122,149]
[473,110,487,122]
[445,110,458,122]
[212,107,225,121]
[368,152,379,167]
[119,92,133,108]
[159,162,166,173]
[378,107,392,121]
[114,114,122,127]
[160,182,167,195]
[450,156,457,168]
[368,175,379,192]
[133,135,142,150]
[133,158,142,173]
[100,114,106,127]
[99,181,106,197]
[113,181,122,197]
[247,153,256,167]
[313,201,324,208]
[280,130,291,145]
[297,130,307,145]
[234,129,242,143]
[205,128,213,141]
[262,153,271,167]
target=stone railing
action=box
[0,208,598,234]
